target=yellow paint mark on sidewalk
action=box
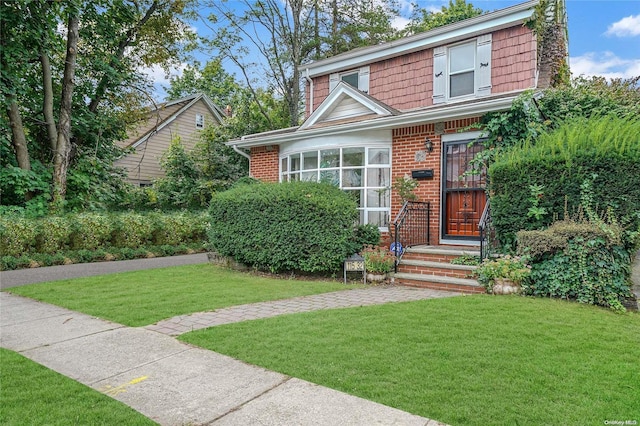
[101,375,149,396]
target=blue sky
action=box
[148,0,640,98]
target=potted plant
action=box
[474,255,531,294]
[361,245,395,282]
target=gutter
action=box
[232,144,251,161]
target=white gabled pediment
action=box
[299,82,397,130]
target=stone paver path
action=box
[146,286,460,335]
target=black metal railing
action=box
[478,200,493,260]
[392,201,431,272]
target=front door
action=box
[442,140,486,240]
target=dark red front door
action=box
[442,140,486,239]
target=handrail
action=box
[392,200,431,272]
[478,199,492,260]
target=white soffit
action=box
[301,0,537,77]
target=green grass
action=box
[5,264,350,326]
[0,348,156,425]
[180,296,640,426]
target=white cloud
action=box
[570,51,640,80]
[139,63,188,100]
[605,14,640,37]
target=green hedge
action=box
[208,181,374,274]
[488,116,640,249]
[517,220,632,312]
[0,211,208,258]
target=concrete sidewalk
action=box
[1,290,450,425]
[0,253,209,289]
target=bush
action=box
[489,116,640,249]
[517,219,633,312]
[150,211,208,246]
[111,212,154,248]
[68,213,113,250]
[0,217,38,257]
[208,181,360,274]
[35,216,73,254]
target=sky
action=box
[146,0,640,99]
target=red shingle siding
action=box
[250,146,280,182]
[370,50,433,110]
[492,25,537,92]
[307,25,537,112]
[391,117,481,245]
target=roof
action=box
[229,89,527,148]
[301,0,538,78]
[119,93,225,150]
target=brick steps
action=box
[393,245,484,294]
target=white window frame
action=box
[195,113,204,129]
[329,66,370,93]
[433,34,491,104]
[280,145,391,230]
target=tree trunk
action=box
[6,98,31,172]
[41,51,58,153]
[51,13,79,209]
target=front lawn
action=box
[5,264,350,326]
[0,348,156,425]
[180,296,640,426]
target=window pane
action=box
[450,71,474,97]
[343,147,364,167]
[345,189,364,207]
[320,149,340,168]
[320,169,340,186]
[301,171,318,182]
[341,72,359,88]
[450,43,475,72]
[368,211,388,227]
[290,172,300,181]
[368,148,390,165]
[290,154,300,171]
[367,189,390,208]
[342,168,362,187]
[302,151,318,170]
[281,158,288,173]
[367,168,390,187]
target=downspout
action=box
[232,143,252,176]
[305,68,314,115]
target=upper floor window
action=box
[329,66,370,93]
[433,34,492,104]
[195,113,204,129]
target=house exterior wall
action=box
[307,25,536,116]
[250,145,280,182]
[116,99,218,185]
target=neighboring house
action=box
[116,93,225,186]
[228,0,566,289]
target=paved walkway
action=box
[1,256,454,425]
[148,286,459,335]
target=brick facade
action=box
[250,145,280,182]
[391,117,481,244]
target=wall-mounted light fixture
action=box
[425,138,433,153]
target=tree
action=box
[202,0,400,128]
[1,0,197,212]
[403,0,483,36]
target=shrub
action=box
[69,213,113,250]
[517,219,633,312]
[361,245,395,274]
[474,255,531,293]
[0,217,38,257]
[151,211,207,246]
[111,212,154,248]
[36,216,72,254]
[208,181,360,274]
[489,115,640,249]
